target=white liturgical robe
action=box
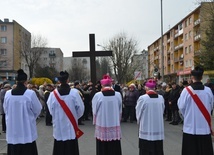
[92,89,122,141]
[178,86,214,135]
[136,92,165,141]
[3,89,42,144]
[47,88,84,141]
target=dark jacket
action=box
[168,85,180,110]
[123,90,139,106]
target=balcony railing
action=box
[194,18,200,26]
[49,53,56,57]
[194,34,201,41]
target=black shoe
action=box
[78,122,85,125]
[169,121,174,124]
[172,122,178,125]
[165,118,172,121]
[46,123,52,126]
[2,131,6,133]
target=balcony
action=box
[194,18,200,26]
[174,58,179,62]
[49,53,56,57]
[167,39,170,43]
[167,60,170,65]
[174,43,183,51]
[194,34,201,41]
[194,49,201,56]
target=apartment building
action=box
[0,18,30,82]
[37,48,63,73]
[63,57,90,81]
[148,2,213,83]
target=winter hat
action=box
[4,83,11,89]
[191,66,204,77]
[58,71,69,82]
[100,74,112,86]
[16,69,27,81]
[145,79,156,89]
[129,83,136,88]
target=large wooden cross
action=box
[72,34,112,94]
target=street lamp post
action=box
[160,0,164,82]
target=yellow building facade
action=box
[148,2,213,83]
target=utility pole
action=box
[160,0,164,82]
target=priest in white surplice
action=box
[136,79,165,155]
[3,69,42,155]
[92,74,122,155]
[178,66,214,155]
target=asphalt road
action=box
[0,116,213,155]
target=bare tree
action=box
[68,59,90,82]
[34,65,58,82]
[103,32,139,84]
[21,34,48,78]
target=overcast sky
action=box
[2,0,199,57]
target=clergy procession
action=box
[0,66,214,155]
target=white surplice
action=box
[136,92,165,141]
[178,86,214,135]
[3,89,42,144]
[47,88,84,141]
[92,89,122,141]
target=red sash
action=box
[53,90,84,139]
[186,86,213,133]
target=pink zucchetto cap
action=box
[145,79,156,89]
[100,74,112,86]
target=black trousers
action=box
[7,141,38,155]
[53,139,79,155]
[45,103,52,125]
[182,133,213,155]
[2,114,6,131]
[123,106,135,122]
[139,139,164,155]
[96,138,122,155]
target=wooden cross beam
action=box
[72,34,112,94]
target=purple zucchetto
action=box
[145,79,156,89]
[100,74,112,86]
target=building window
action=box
[189,59,192,66]
[189,45,192,53]
[185,60,188,67]
[178,23,183,30]
[44,57,47,61]
[185,33,188,41]
[1,25,7,31]
[0,61,7,67]
[189,31,192,39]
[189,17,192,24]
[185,47,188,54]
[0,49,7,55]
[1,37,7,43]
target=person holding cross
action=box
[178,66,214,155]
[47,71,84,155]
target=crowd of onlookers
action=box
[0,77,214,133]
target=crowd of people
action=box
[0,66,213,155]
